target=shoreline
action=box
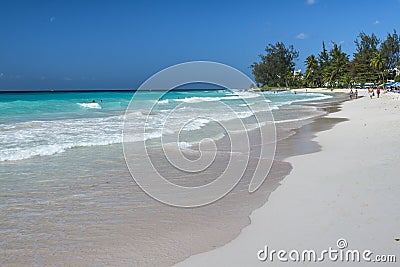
[164,93,350,265]
[175,91,400,266]
[0,91,350,266]
[1,90,375,267]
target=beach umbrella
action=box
[385,82,395,87]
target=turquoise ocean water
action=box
[0,90,331,162]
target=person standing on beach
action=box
[349,89,354,99]
[368,87,374,99]
[377,87,381,98]
[355,89,358,99]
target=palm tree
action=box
[305,55,319,87]
[370,51,385,83]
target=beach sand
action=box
[175,91,400,266]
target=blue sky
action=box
[0,0,399,90]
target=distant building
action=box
[293,69,302,76]
[394,67,399,76]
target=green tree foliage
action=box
[350,32,380,84]
[305,42,351,88]
[318,41,330,70]
[251,42,299,87]
[380,30,400,70]
[304,54,319,87]
[253,30,400,89]
[286,70,304,88]
[328,43,350,87]
[370,51,385,83]
[317,41,330,86]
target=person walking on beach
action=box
[377,87,381,98]
[368,87,374,99]
[349,89,354,99]
[355,89,358,99]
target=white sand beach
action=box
[176,91,400,266]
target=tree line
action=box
[251,30,400,89]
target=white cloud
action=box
[296,33,309,39]
[373,20,380,25]
[306,0,316,5]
